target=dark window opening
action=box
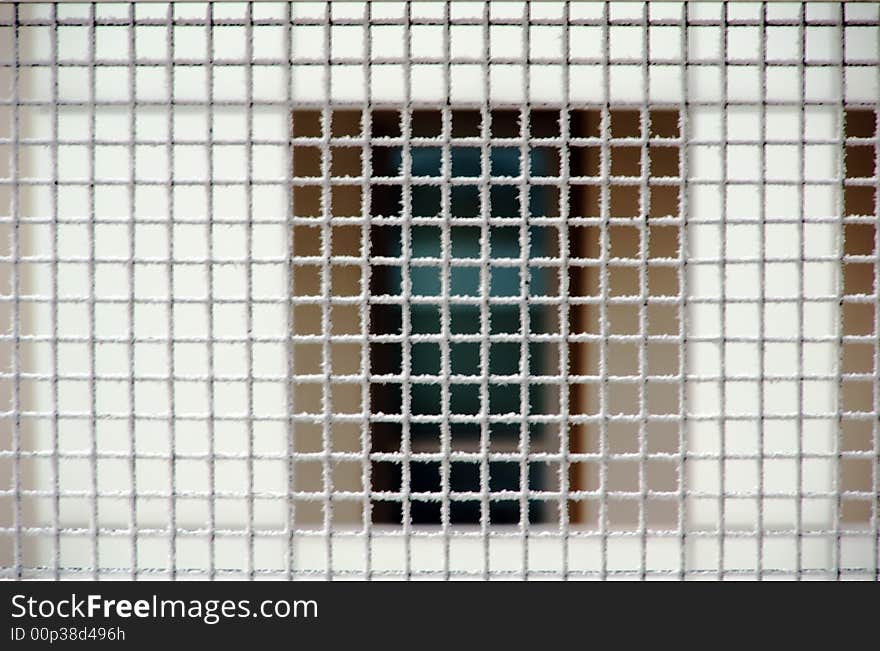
[290,108,684,529]
[370,110,559,525]
[841,109,878,524]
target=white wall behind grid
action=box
[3,1,879,579]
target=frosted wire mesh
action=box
[0,1,878,580]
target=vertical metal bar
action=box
[88,0,99,580]
[517,0,532,581]
[478,0,491,581]
[51,0,62,580]
[206,0,217,582]
[638,0,650,581]
[320,0,333,580]
[359,0,373,581]
[439,0,452,580]
[795,0,806,582]
[164,0,177,580]
[598,0,611,581]
[126,0,138,581]
[678,0,691,581]
[558,0,572,581]
[10,0,21,581]
[834,0,846,581]
[400,0,414,581]
[245,0,256,582]
[284,0,296,582]
[756,0,767,581]
[718,0,729,581]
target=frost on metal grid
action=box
[0,2,877,580]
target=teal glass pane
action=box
[376,144,551,524]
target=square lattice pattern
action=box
[0,1,878,579]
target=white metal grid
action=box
[0,1,878,580]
